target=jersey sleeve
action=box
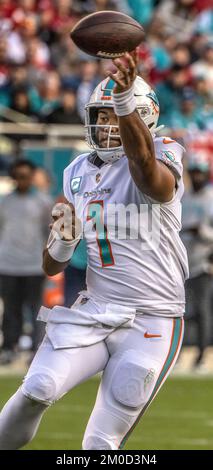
[154,137,185,185]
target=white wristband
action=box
[47,235,79,262]
[112,84,137,116]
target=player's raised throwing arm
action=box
[42,201,82,276]
[109,51,175,203]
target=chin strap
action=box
[97,148,125,164]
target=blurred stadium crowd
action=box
[0,0,212,127]
[0,0,213,370]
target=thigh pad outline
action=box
[111,352,156,409]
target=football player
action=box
[0,51,188,450]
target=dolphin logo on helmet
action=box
[85,75,161,163]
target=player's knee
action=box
[112,354,156,409]
[82,434,117,450]
[22,371,57,405]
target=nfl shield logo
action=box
[71,177,82,194]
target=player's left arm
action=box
[109,51,175,203]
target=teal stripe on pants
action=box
[119,318,182,449]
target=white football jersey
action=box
[63,137,189,317]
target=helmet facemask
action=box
[85,76,161,164]
[85,104,125,163]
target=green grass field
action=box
[0,375,213,450]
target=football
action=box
[70,11,145,58]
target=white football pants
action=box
[0,314,183,449]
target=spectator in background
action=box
[147,28,172,80]
[156,64,191,124]
[128,0,155,26]
[10,86,38,121]
[0,61,32,120]
[38,1,56,46]
[7,13,40,65]
[9,62,29,91]
[29,70,61,117]
[196,73,212,98]
[194,76,213,117]
[0,0,212,132]
[0,38,10,113]
[0,159,53,365]
[167,87,205,133]
[51,0,79,35]
[190,32,210,63]
[13,0,37,16]
[194,7,213,36]
[33,166,52,194]
[76,60,100,121]
[0,36,9,88]
[26,35,50,71]
[191,40,213,90]
[155,0,199,41]
[181,157,213,369]
[45,86,82,124]
[199,108,213,132]
[49,28,80,72]
[171,43,192,68]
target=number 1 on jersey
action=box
[87,200,114,267]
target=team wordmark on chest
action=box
[83,188,111,198]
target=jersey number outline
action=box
[87,200,114,267]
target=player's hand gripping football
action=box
[108,49,139,94]
[50,202,82,242]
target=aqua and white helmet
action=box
[85,75,160,163]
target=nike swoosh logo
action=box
[163,138,175,144]
[144,332,162,339]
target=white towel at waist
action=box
[37,294,136,349]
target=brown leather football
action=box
[70,11,144,58]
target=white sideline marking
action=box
[177,438,211,446]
